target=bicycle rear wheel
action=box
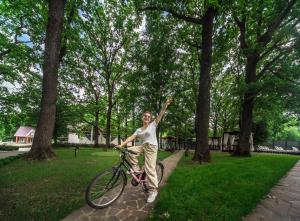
[156,162,164,185]
[142,162,164,192]
[85,168,126,209]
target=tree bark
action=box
[234,55,259,156]
[94,110,99,147]
[105,91,113,150]
[235,94,254,156]
[156,98,162,149]
[131,104,135,146]
[125,117,128,146]
[212,112,219,137]
[193,6,215,163]
[27,0,65,160]
[117,110,121,145]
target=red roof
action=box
[14,126,35,137]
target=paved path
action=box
[0,150,28,159]
[62,150,184,221]
[245,160,300,221]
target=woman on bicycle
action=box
[116,97,172,203]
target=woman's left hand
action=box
[166,97,173,105]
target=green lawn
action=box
[149,152,300,221]
[0,147,171,221]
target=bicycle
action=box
[85,146,164,209]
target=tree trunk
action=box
[235,93,254,156]
[160,132,163,149]
[212,112,219,137]
[157,124,161,149]
[105,92,113,150]
[125,117,128,146]
[117,111,121,145]
[53,112,59,146]
[193,6,215,163]
[27,0,65,160]
[156,98,162,149]
[131,104,135,146]
[234,55,258,156]
[94,110,99,147]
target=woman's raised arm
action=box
[155,97,172,125]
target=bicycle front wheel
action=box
[85,168,126,209]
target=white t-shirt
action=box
[134,121,158,146]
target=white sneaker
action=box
[147,190,158,203]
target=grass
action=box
[0,147,172,221]
[0,155,23,168]
[149,152,300,221]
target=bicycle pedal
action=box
[142,184,149,193]
[142,187,149,193]
[131,178,139,186]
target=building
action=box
[14,126,35,144]
[67,125,107,144]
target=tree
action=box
[67,0,140,149]
[139,0,219,162]
[232,0,299,156]
[28,0,66,160]
[0,0,46,141]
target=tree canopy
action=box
[0,0,299,160]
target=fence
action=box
[261,140,300,149]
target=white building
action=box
[67,126,106,144]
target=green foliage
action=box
[275,117,300,141]
[277,126,300,141]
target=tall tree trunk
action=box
[125,117,128,145]
[105,91,113,150]
[53,111,59,146]
[131,104,135,146]
[157,124,161,149]
[28,0,65,160]
[235,93,254,156]
[94,110,99,147]
[213,112,219,137]
[156,97,162,149]
[234,55,258,156]
[193,6,215,163]
[117,110,121,145]
[160,131,163,149]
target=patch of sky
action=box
[17,34,33,48]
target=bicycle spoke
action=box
[86,168,125,208]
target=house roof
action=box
[14,126,35,137]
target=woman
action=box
[116,97,172,203]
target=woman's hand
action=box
[166,97,173,106]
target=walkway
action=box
[0,150,29,160]
[62,150,184,221]
[245,160,300,221]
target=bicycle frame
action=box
[114,148,148,190]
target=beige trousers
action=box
[127,143,158,190]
